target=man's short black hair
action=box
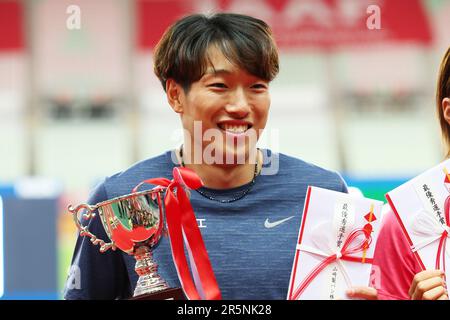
[153,13,279,92]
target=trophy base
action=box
[129,287,185,300]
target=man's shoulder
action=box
[102,151,174,198]
[278,152,343,180]
[264,150,347,192]
[111,151,173,179]
[280,153,331,171]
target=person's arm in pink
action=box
[371,206,444,299]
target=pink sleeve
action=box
[370,207,422,300]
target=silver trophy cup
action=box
[68,188,184,299]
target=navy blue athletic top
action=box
[64,149,347,299]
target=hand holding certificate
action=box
[287,186,383,300]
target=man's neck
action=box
[177,147,261,189]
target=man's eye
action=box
[208,83,228,88]
[251,84,268,90]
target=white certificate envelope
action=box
[287,186,383,300]
[386,159,450,276]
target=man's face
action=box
[177,46,271,165]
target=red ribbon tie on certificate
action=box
[291,228,373,300]
[410,195,450,275]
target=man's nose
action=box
[225,88,250,118]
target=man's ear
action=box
[443,97,450,125]
[166,79,184,113]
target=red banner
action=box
[0,1,24,51]
[137,0,432,50]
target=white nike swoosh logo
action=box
[264,216,295,229]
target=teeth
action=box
[219,124,249,133]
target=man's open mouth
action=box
[217,123,252,134]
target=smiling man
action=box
[64,13,371,300]
[164,44,268,188]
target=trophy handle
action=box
[68,203,117,253]
[133,180,191,199]
[133,182,166,194]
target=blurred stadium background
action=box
[0,0,449,299]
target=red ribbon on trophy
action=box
[291,228,373,300]
[133,166,222,300]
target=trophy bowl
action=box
[68,188,184,299]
